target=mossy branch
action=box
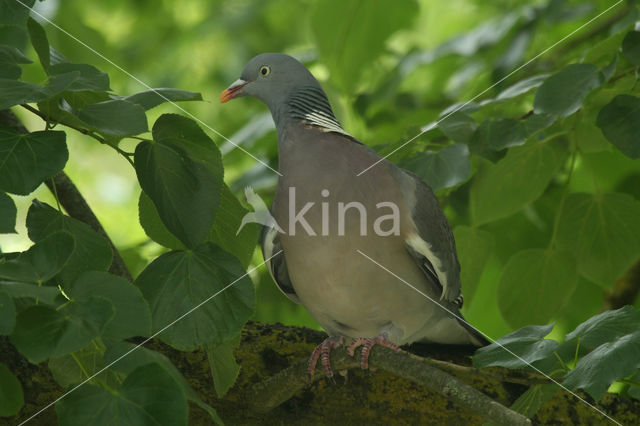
[247,345,531,426]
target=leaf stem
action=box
[573,338,581,366]
[127,135,152,142]
[553,351,570,372]
[71,352,92,381]
[49,177,63,213]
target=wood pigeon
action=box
[221,53,488,377]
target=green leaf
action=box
[0,71,87,109]
[68,271,151,339]
[0,25,27,51]
[27,17,50,73]
[124,88,202,110]
[498,249,577,329]
[399,144,471,191]
[555,193,640,288]
[48,345,109,389]
[311,0,419,92]
[0,191,16,233]
[134,243,254,350]
[10,297,114,363]
[0,281,61,305]
[470,140,565,225]
[563,331,640,401]
[0,363,23,417]
[596,94,640,159]
[0,292,15,335]
[135,114,223,248]
[522,113,556,136]
[0,44,31,79]
[438,112,476,144]
[48,63,110,92]
[206,333,241,398]
[56,363,188,426]
[138,191,185,249]
[76,99,148,137]
[472,118,526,154]
[0,0,35,26]
[48,343,123,390]
[0,231,74,284]
[473,324,558,369]
[104,341,222,424]
[453,226,494,307]
[62,89,111,111]
[495,74,549,101]
[0,76,81,109]
[0,127,67,195]
[26,201,113,285]
[140,185,258,268]
[565,305,640,350]
[510,384,559,418]
[208,184,258,268]
[622,31,640,66]
[584,30,626,65]
[533,64,602,117]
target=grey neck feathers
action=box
[281,86,352,138]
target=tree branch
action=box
[0,109,133,282]
[605,258,640,310]
[246,345,531,425]
[7,322,639,424]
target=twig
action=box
[20,103,135,167]
[246,346,531,426]
[0,109,133,282]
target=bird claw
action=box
[346,334,401,370]
[308,336,343,379]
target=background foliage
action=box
[1,0,640,423]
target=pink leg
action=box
[308,336,343,378]
[346,334,401,369]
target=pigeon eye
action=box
[259,65,271,76]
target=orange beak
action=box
[220,79,248,103]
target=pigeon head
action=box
[220,53,321,105]
[221,53,346,135]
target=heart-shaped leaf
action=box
[10,297,114,363]
[0,126,67,195]
[135,114,223,248]
[55,363,188,426]
[134,243,254,350]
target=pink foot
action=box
[308,336,343,378]
[346,334,401,369]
